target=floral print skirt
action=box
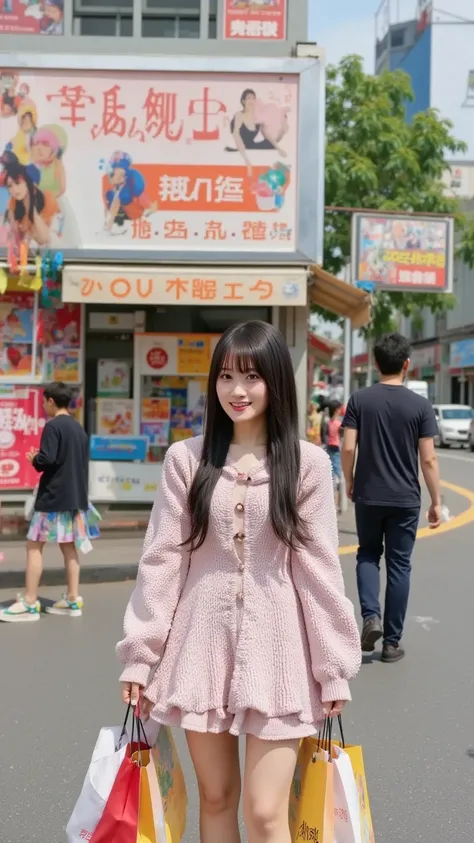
[27,505,101,554]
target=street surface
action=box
[0,450,473,843]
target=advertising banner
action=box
[97,359,131,397]
[137,334,220,377]
[223,0,286,41]
[450,339,474,370]
[0,1,64,36]
[96,398,134,436]
[90,435,149,462]
[88,461,162,503]
[352,214,453,292]
[62,266,307,306]
[0,68,297,256]
[0,385,42,489]
[0,292,40,380]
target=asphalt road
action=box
[1,449,473,843]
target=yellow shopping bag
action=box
[137,749,168,843]
[289,738,334,842]
[152,727,188,843]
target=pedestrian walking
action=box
[341,333,441,663]
[325,402,343,512]
[118,320,361,843]
[0,382,99,623]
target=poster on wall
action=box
[0,386,43,489]
[0,68,297,255]
[352,213,453,292]
[0,292,41,379]
[44,348,80,383]
[223,0,286,41]
[0,1,64,36]
[138,334,216,377]
[96,398,134,436]
[97,359,130,397]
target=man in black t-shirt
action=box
[341,333,441,663]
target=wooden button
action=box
[237,472,246,480]
[238,562,244,572]
[237,592,243,601]
[234,532,245,542]
[235,502,244,513]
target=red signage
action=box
[223,0,286,41]
[353,213,453,292]
[0,387,43,490]
[146,347,169,370]
[0,0,64,36]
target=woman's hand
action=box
[120,682,154,721]
[323,700,346,718]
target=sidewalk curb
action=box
[0,564,139,590]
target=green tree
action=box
[322,54,473,337]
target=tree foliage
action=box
[321,55,474,337]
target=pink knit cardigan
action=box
[117,436,361,728]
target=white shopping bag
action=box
[24,487,38,522]
[333,743,363,843]
[66,724,129,843]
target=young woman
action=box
[3,156,58,246]
[118,321,361,843]
[325,403,343,513]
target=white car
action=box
[433,404,473,449]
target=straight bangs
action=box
[187,321,307,552]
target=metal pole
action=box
[340,316,352,515]
[366,337,373,386]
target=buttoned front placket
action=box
[233,471,250,630]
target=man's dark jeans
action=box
[355,503,420,646]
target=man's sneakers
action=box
[0,595,41,622]
[381,644,405,663]
[45,595,84,617]
[0,594,84,623]
[360,616,383,652]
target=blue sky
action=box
[308,0,418,72]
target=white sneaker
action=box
[0,595,41,623]
[45,595,84,617]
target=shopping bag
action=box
[152,726,188,843]
[24,486,38,521]
[137,752,167,843]
[90,747,141,843]
[66,724,130,843]
[289,738,334,842]
[332,743,363,843]
[318,718,375,843]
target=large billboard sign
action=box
[223,0,286,41]
[352,213,453,292]
[0,61,312,262]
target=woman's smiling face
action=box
[216,357,268,424]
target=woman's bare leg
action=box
[60,541,80,601]
[24,540,44,604]
[186,730,241,843]
[243,735,299,843]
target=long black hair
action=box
[3,157,44,224]
[186,320,307,551]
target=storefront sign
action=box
[88,460,162,503]
[89,312,135,332]
[0,68,297,255]
[409,344,440,376]
[223,0,286,41]
[90,436,148,462]
[62,267,307,306]
[0,2,64,36]
[96,398,134,436]
[97,360,131,397]
[450,338,474,369]
[0,386,43,490]
[352,214,453,292]
[137,334,219,377]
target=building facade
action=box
[0,1,373,505]
[364,0,474,405]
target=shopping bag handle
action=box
[118,701,151,752]
[319,713,346,749]
[315,714,333,761]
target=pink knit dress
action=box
[117,436,361,741]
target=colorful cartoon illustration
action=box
[226,88,289,172]
[252,161,290,211]
[8,101,38,165]
[104,151,157,233]
[39,0,63,34]
[0,73,20,117]
[0,152,59,247]
[30,124,66,197]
